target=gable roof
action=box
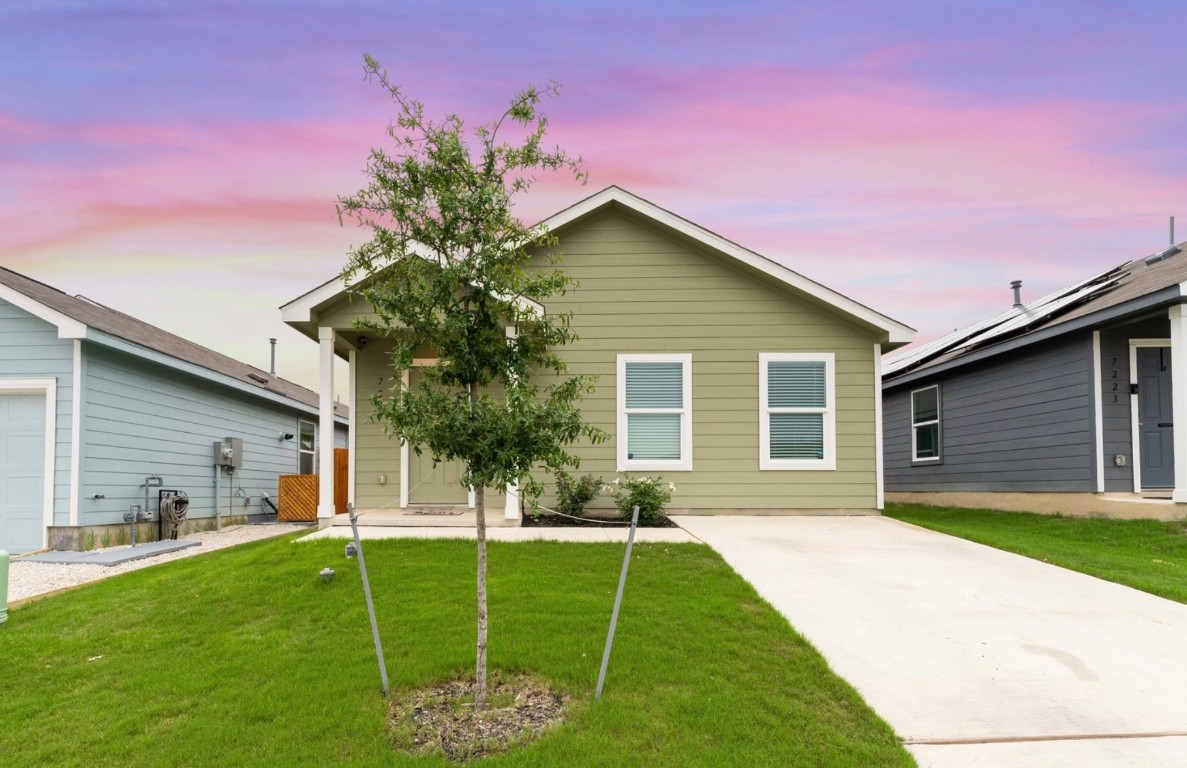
[883,241,1187,387]
[282,185,915,349]
[0,267,346,421]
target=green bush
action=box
[607,475,674,525]
[554,471,602,517]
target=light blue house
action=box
[0,267,347,554]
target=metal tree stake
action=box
[596,504,639,700]
[348,504,390,698]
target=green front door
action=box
[406,368,470,505]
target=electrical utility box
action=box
[213,438,243,468]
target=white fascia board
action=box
[541,187,915,344]
[281,248,544,329]
[281,274,346,323]
[83,329,348,426]
[0,282,88,338]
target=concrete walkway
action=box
[673,515,1187,768]
[299,524,697,544]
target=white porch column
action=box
[399,370,409,508]
[1170,306,1187,503]
[347,349,357,509]
[503,325,521,521]
[504,481,520,520]
[318,326,336,519]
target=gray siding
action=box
[884,335,1095,492]
[0,298,75,524]
[80,345,326,525]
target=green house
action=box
[282,187,913,521]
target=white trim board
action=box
[874,344,884,510]
[69,340,82,526]
[1128,338,1171,494]
[1092,331,1105,494]
[0,283,87,339]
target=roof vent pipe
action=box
[1172,215,1176,246]
[269,338,277,376]
[1011,280,1023,308]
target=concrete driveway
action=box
[673,516,1187,768]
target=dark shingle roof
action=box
[884,242,1187,382]
[0,267,346,418]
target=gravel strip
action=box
[6,523,310,605]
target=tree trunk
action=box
[472,383,489,711]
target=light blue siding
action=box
[0,298,74,525]
[80,345,324,524]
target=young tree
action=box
[338,56,602,708]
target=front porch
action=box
[328,505,523,528]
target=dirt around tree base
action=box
[389,673,570,762]
[522,512,679,528]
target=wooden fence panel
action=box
[278,474,318,521]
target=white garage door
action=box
[0,393,47,554]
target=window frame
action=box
[910,384,942,464]
[616,353,693,472]
[759,352,836,471]
[298,419,317,474]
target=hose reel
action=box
[160,492,190,540]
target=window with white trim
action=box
[298,420,316,474]
[759,353,836,470]
[617,354,692,471]
[911,385,941,462]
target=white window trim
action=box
[910,384,942,463]
[616,353,693,472]
[298,418,316,474]
[759,353,836,471]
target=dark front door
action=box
[1137,346,1174,489]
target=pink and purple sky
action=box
[3,1,1186,391]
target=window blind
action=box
[768,361,826,409]
[769,413,824,459]
[627,413,682,460]
[625,362,684,409]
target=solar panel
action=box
[883,262,1126,378]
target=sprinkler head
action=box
[319,567,336,581]
[344,542,358,558]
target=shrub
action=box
[554,471,602,518]
[607,475,674,525]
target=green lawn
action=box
[887,503,1187,604]
[0,534,913,767]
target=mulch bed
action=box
[389,674,569,762]
[522,513,679,529]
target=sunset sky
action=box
[3,1,1185,392]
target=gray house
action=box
[881,239,1187,517]
[0,267,347,554]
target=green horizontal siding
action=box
[535,210,879,510]
[339,208,881,511]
